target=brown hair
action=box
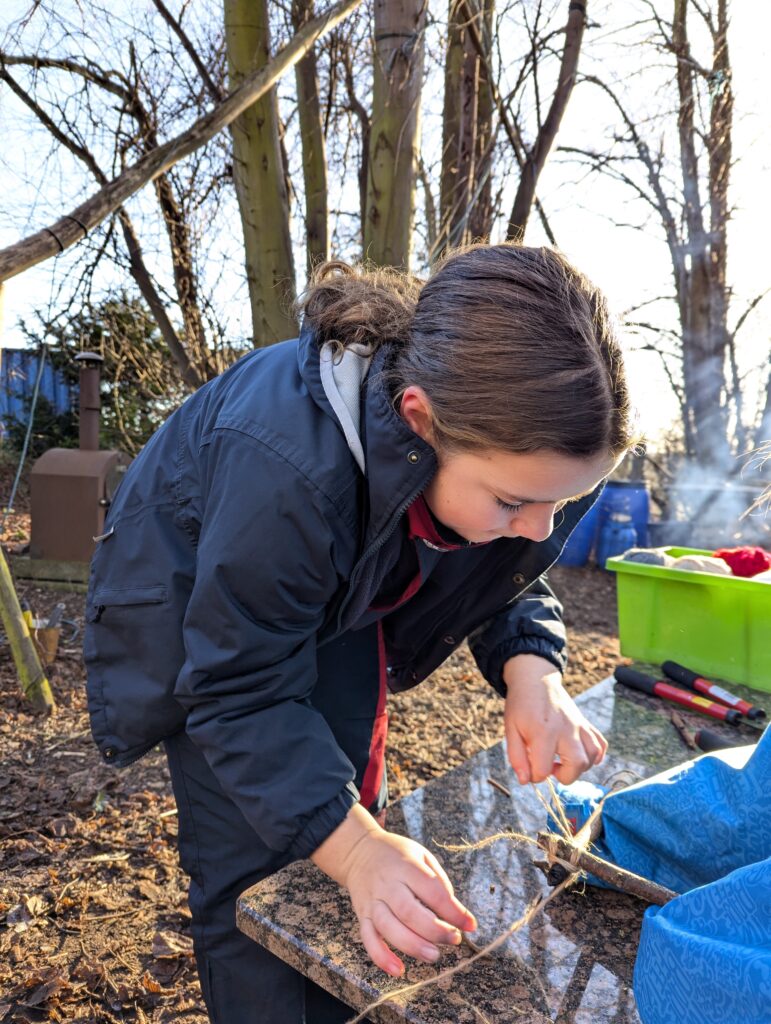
[296,244,641,459]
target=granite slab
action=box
[237,675,767,1023]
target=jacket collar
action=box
[297,321,437,544]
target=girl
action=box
[84,243,638,1024]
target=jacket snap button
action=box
[512,573,526,585]
[443,634,456,645]
[104,747,116,761]
[407,450,421,464]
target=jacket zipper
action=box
[334,487,425,635]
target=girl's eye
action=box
[495,497,522,514]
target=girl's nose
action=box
[512,504,555,542]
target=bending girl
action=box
[85,243,638,1024]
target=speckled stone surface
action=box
[237,675,767,1023]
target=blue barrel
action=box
[596,480,650,548]
[557,499,601,566]
[597,513,638,569]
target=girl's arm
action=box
[467,574,567,692]
[175,428,360,860]
[468,577,606,784]
[311,803,476,977]
[502,653,607,785]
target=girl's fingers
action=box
[359,915,404,977]
[407,864,477,934]
[551,732,594,784]
[527,730,562,783]
[390,883,464,946]
[580,725,606,767]
[370,898,442,964]
[505,723,531,785]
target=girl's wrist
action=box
[503,653,562,699]
[309,802,382,886]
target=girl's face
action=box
[422,447,619,544]
[399,386,620,544]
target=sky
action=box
[0,0,769,446]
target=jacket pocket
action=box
[87,584,168,623]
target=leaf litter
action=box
[0,507,620,1022]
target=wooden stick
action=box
[0,548,55,713]
[536,831,677,906]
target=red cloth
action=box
[713,546,771,578]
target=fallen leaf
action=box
[142,971,163,993]
[24,967,69,1007]
[151,930,194,959]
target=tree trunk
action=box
[707,0,736,448]
[507,0,586,240]
[363,0,426,269]
[673,0,730,468]
[439,0,479,253]
[292,0,329,274]
[225,0,297,345]
[466,0,495,242]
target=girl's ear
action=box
[399,386,436,444]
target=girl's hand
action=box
[502,653,607,786]
[311,804,477,977]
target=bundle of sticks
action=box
[534,788,676,907]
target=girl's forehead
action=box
[456,447,619,500]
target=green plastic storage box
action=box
[606,546,771,692]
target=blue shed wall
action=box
[0,349,74,438]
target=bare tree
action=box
[292,0,330,272]
[0,0,363,311]
[560,0,768,466]
[438,0,496,252]
[505,0,586,241]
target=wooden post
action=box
[0,548,56,713]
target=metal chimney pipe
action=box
[74,351,104,451]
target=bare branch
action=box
[0,0,364,282]
[731,289,771,340]
[150,0,224,102]
[0,53,131,99]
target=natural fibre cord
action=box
[345,781,588,1023]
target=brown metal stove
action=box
[30,352,131,563]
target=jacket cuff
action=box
[485,637,567,699]
[287,782,360,862]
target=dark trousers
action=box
[163,625,382,1024]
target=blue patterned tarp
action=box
[554,729,771,1023]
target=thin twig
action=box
[486,776,512,798]
[536,832,677,906]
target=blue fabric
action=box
[547,779,607,836]
[599,730,771,893]
[553,729,771,1023]
[634,856,771,1024]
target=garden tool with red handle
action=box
[661,660,766,720]
[613,666,765,728]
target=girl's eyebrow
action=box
[497,486,596,505]
[497,491,550,505]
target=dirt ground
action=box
[0,479,620,1023]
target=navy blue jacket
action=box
[84,324,600,862]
